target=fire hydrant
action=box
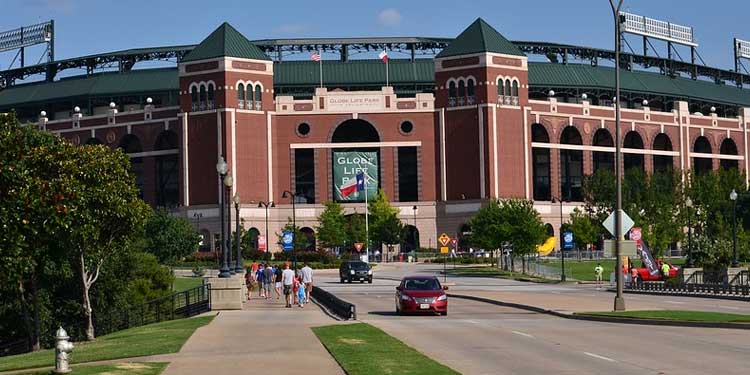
[54,326,74,374]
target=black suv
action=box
[339,260,373,283]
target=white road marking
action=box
[466,320,481,324]
[583,352,617,362]
[718,305,740,310]
[665,300,685,304]
[511,330,535,339]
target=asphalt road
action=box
[315,263,750,375]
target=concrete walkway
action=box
[161,296,344,375]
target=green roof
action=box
[0,68,177,107]
[3,60,750,109]
[437,18,524,58]
[273,59,434,86]
[182,23,269,62]
[528,62,750,107]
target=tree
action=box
[142,208,200,266]
[568,208,599,252]
[346,213,367,251]
[59,143,150,340]
[368,189,401,248]
[316,201,348,250]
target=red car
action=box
[395,276,448,316]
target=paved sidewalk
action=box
[161,297,344,375]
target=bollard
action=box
[54,327,74,374]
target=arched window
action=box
[532,123,551,201]
[653,133,673,172]
[190,86,198,111]
[560,126,583,202]
[693,136,713,175]
[457,80,466,105]
[207,83,215,109]
[720,138,738,170]
[512,80,519,97]
[592,129,614,173]
[154,130,179,207]
[466,78,475,104]
[237,83,245,109]
[505,79,511,99]
[254,85,262,110]
[448,81,457,98]
[198,85,207,110]
[623,131,644,171]
[497,79,505,97]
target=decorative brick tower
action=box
[178,23,273,207]
[434,18,529,200]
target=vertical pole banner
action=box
[333,151,379,201]
[629,227,658,276]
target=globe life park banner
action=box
[333,151,378,202]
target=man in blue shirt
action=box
[255,264,266,298]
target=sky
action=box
[1,0,750,71]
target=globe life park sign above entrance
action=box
[274,86,435,114]
[327,95,383,112]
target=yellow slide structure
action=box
[537,237,557,256]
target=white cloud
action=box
[272,24,308,35]
[377,9,402,27]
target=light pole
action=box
[233,192,243,273]
[282,190,298,270]
[258,201,275,253]
[216,157,231,278]
[609,0,626,311]
[412,205,418,262]
[685,197,694,268]
[730,189,739,267]
[224,173,234,275]
[193,212,203,250]
[552,197,566,282]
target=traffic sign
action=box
[198,234,204,246]
[451,238,457,247]
[439,233,451,247]
[563,232,574,249]
[440,246,449,254]
[281,231,294,251]
[354,242,364,252]
[258,235,266,251]
[602,209,635,237]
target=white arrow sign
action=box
[602,209,635,237]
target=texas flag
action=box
[340,172,366,198]
[378,50,388,63]
[355,172,365,192]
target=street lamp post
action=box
[258,201,275,253]
[193,212,203,250]
[552,197,566,282]
[685,197,694,268]
[224,173,234,275]
[216,157,231,278]
[412,205,418,262]
[233,192,243,273]
[730,189,739,267]
[609,0,626,311]
[282,190,298,270]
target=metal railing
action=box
[628,281,750,298]
[0,337,31,358]
[93,284,211,337]
[730,270,750,286]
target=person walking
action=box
[297,276,307,308]
[300,262,314,304]
[256,263,266,298]
[282,264,295,308]
[661,262,671,280]
[274,264,283,300]
[594,263,604,289]
[245,267,254,300]
[629,264,639,287]
[263,264,274,300]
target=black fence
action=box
[0,337,31,358]
[311,287,356,320]
[94,284,211,337]
[627,281,750,299]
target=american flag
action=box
[311,52,321,62]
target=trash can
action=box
[408,255,413,263]
[399,254,404,262]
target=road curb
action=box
[611,288,750,302]
[448,294,750,330]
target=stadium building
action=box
[2,17,750,253]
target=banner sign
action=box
[282,231,294,251]
[629,227,659,276]
[333,151,378,201]
[563,232,574,249]
[258,235,266,251]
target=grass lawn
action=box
[445,266,555,283]
[172,276,204,292]
[578,310,750,323]
[313,323,459,375]
[540,257,686,281]
[0,315,213,372]
[18,362,168,375]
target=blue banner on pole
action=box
[563,232,574,249]
[282,230,294,251]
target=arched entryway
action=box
[245,227,260,250]
[401,225,419,252]
[592,128,614,173]
[458,223,472,251]
[331,119,381,203]
[623,131,644,171]
[720,138,739,170]
[300,227,316,251]
[199,229,211,252]
[693,136,713,175]
[652,133,673,172]
[559,126,583,202]
[154,130,179,207]
[531,124,551,201]
[119,134,144,198]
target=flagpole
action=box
[385,53,389,87]
[364,173,370,262]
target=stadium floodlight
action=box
[735,38,750,60]
[0,20,54,53]
[619,12,697,47]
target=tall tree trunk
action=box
[30,273,41,351]
[18,279,34,352]
[80,256,95,341]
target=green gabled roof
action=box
[436,18,525,58]
[182,22,269,62]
